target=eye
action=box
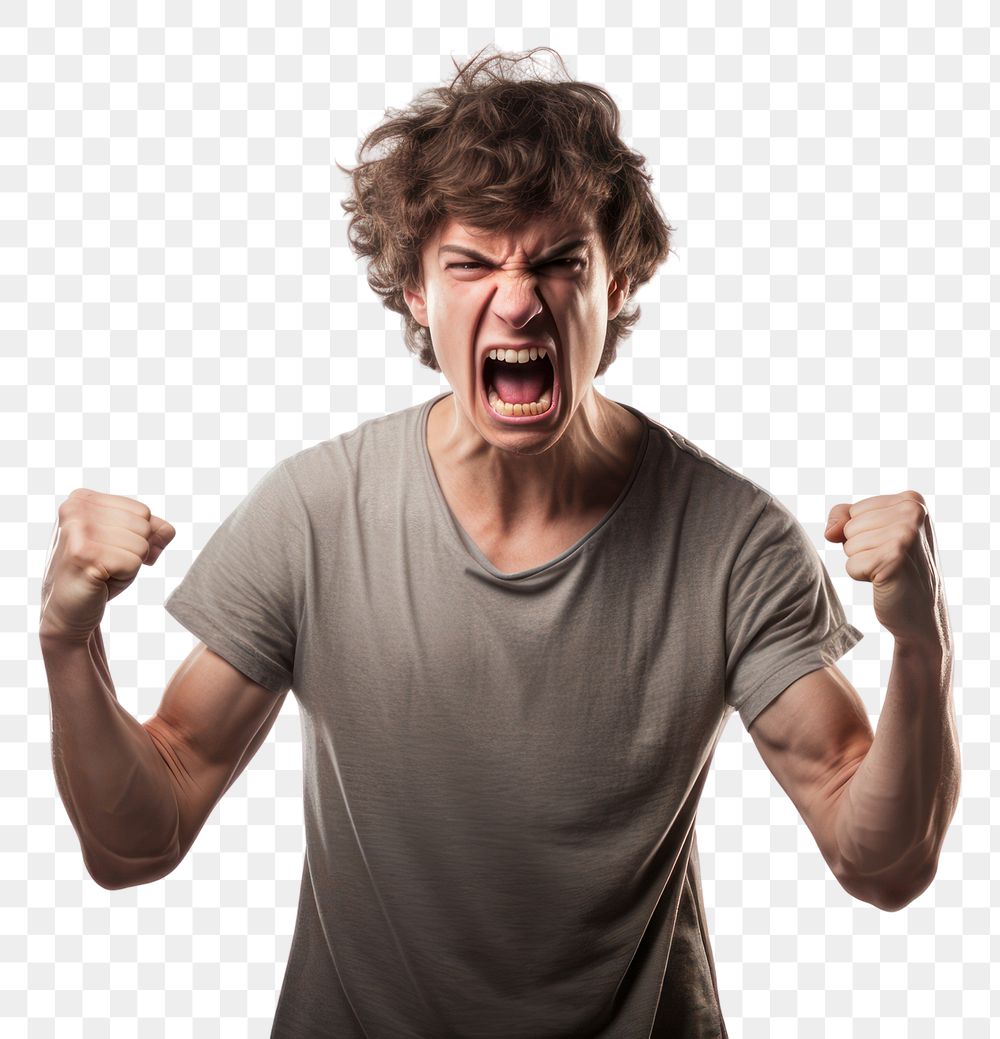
[445,258,586,273]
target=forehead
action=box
[428,213,600,256]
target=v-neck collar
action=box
[417,391,651,582]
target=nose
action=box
[490,270,544,330]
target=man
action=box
[40,47,959,1038]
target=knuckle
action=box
[63,533,92,566]
[74,517,96,541]
[59,490,88,518]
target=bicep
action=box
[748,664,874,878]
[142,641,288,863]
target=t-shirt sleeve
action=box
[163,459,303,695]
[724,494,864,730]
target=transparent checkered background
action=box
[5,2,994,1036]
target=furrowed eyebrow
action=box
[438,238,589,265]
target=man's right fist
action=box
[39,488,176,643]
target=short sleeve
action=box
[724,494,864,730]
[163,459,304,695]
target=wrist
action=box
[892,634,949,661]
[39,625,98,651]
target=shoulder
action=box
[634,408,773,544]
[277,400,427,517]
[285,402,421,476]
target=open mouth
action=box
[481,349,557,422]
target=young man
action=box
[40,48,958,1038]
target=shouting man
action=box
[40,47,959,1038]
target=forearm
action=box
[835,638,960,897]
[41,628,181,889]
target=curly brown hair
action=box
[337,46,673,377]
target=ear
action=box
[608,273,631,321]
[402,281,429,328]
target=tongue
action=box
[492,360,549,404]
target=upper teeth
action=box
[489,347,548,364]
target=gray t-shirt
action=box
[164,391,863,1038]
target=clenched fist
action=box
[39,489,176,643]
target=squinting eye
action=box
[445,258,586,272]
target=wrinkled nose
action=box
[490,273,544,330]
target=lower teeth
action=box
[487,386,553,417]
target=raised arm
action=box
[39,488,286,889]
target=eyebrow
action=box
[437,238,589,265]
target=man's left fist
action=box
[825,490,949,651]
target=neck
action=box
[427,388,642,531]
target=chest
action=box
[450,503,614,573]
[297,462,732,821]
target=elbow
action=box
[90,862,177,891]
[838,859,937,913]
[86,857,140,892]
[882,860,939,912]
[92,871,140,892]
[85,846,180,892]
[865,886,919,914]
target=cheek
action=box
[562,289,607,337]
[425,292,482,378]
[428,282,481,328]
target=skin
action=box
[402,213,645,536]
